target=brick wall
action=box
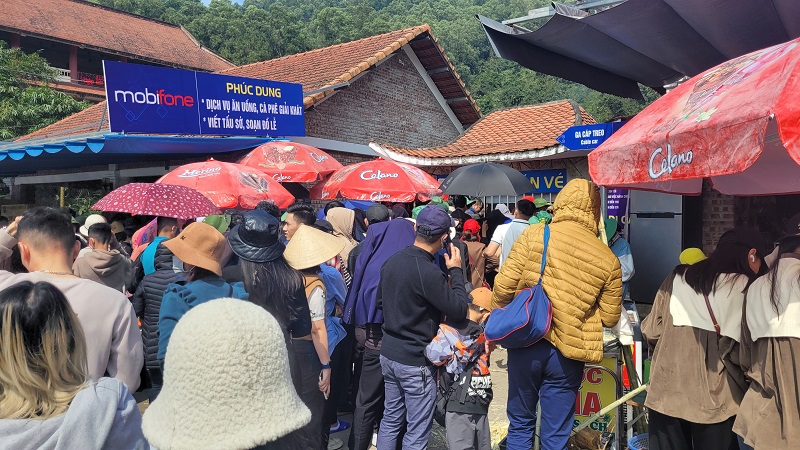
[326,150,374,166]
[305,51,462,149]
[702,180,736,253]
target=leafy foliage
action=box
[64,188,105,216]
[0,42,90,140]
[91,0,656,121]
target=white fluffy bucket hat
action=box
[142,298,310,450]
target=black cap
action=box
[313,219,334,234]
[366,204,391,224]
[227,210,285,263]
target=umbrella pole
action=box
[59,187,65,208]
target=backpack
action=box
[484,224,553,348]
[303,274,325,298]
[433,360,477,427]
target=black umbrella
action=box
[439,163,532,197]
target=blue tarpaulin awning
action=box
[0,134,275,176]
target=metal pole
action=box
[59,187,65,208]
[572,384,649,434]
[600,186,608,219]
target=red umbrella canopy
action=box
[239,142,344,183]
[92,183,219,219]
[589,37,800,196]
[157,160,295,209]
[310,159,442,202]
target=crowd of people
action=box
[642,215,800,450]
[0,179,798,450]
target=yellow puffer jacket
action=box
[491,179,622,363]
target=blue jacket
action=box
[318,264,347,353]
[157,276,248,360]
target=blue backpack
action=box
[484,224,553,348]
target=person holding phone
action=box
[376,205,471,449]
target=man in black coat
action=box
[377,205,469,449]
[131,241,184,401]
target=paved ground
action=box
[136,347,511,450]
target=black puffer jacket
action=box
[131,243,184,369]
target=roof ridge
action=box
[484,99,577,115]
[301,25,431,106]
[66,0,183,29]
[219,25,430,74]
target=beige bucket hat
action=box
[283,224,345,270]
[142,298,310,449]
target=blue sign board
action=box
[556,122,625,151]
[520,169,567,193]
[103,61,305,137]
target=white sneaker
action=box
[328,437,343,450]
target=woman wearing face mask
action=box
[734,234,800,449]
[642,228,767,450]
[156,222,248,366]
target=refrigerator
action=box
[627,190,683,304]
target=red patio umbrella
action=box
[157,160,295,209]
[589,37,800,196]
[92,183,219,219]
[310,159,442,202]
[239,142,344,183]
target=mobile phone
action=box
[443,235,452,256]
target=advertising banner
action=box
[103,61,305,137]
[574,356,619,438]
[606,188,630,226]
[519,169,567,193]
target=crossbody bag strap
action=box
[703,293,721,336]
[538,224,550,282]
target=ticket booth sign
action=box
[573,356,619,435]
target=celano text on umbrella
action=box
[648,144,694,180]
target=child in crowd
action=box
[425,287,494,450]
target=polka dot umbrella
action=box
[92,183,220,219]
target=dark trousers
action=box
[349,347,385,450]
[346,325,366,410]
[506,340,584,450]
[290,338,326,449]
[146,367,163,403]
[324,330,354,428]
[649,409,738,450]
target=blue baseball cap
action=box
[416,205,452,237]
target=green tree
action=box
[0,42,90,140]
[87,0,657,120]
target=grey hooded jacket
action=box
[0,378,147,450]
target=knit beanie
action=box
[142,298,310,450]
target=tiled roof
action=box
[16,25,481,143]
[220,25,480,125]
[20,102,108,141]
[371,100,596,165]
[1,0,233,72]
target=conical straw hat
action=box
[284,224,345,270]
